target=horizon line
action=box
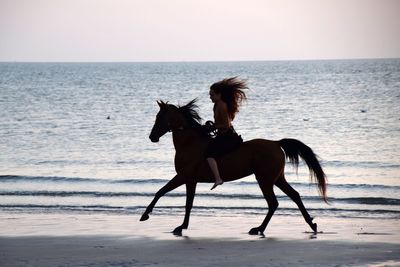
[0,57,399,64]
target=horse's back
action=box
[241,138,285,164]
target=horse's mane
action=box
[177,99,211,138]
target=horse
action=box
[140,99,327,236]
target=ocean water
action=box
[0,60,399,220]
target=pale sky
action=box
[1,0,399,62]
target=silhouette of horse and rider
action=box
[140,78,327,236]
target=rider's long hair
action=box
[210,77,248,119]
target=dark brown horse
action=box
[140,100,327,236]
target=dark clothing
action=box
[205,127,243,158]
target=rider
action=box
[206,77,247,190]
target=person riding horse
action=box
[143,78,327,236]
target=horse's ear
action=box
[157,100,164,109]
[157,100,169,109]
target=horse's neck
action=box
[172,129,207,152]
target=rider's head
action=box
[210,77,248,119]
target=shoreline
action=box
[0,213,399,266]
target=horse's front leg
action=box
[140,175,184,221]
[173,182,197,235]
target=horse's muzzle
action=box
[149,135,159,143]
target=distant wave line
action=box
[28,159,400,169]
[323,160,400,169]
[0,175,165,184]
[1,190,399,205]
[1,175,400,190]
[33,159,167,166]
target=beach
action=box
[1,213,399,267]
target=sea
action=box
[1,59,399,220]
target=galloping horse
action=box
[140,100,327,236]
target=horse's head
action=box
[149,100,183,142]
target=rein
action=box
[168,120,216,137]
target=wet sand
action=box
[0,213,399,266]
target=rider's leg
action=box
[207,157,224,190]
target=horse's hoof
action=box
[248,227,262,235]
[172,227,183,236]
[311,223,317,233]
[140,214,149,221]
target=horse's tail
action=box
[279,138,328,203]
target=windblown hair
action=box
[210,76,248,119]
[178,99,211,138]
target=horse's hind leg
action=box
[249,179,278,235]
[275,176,317,233]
